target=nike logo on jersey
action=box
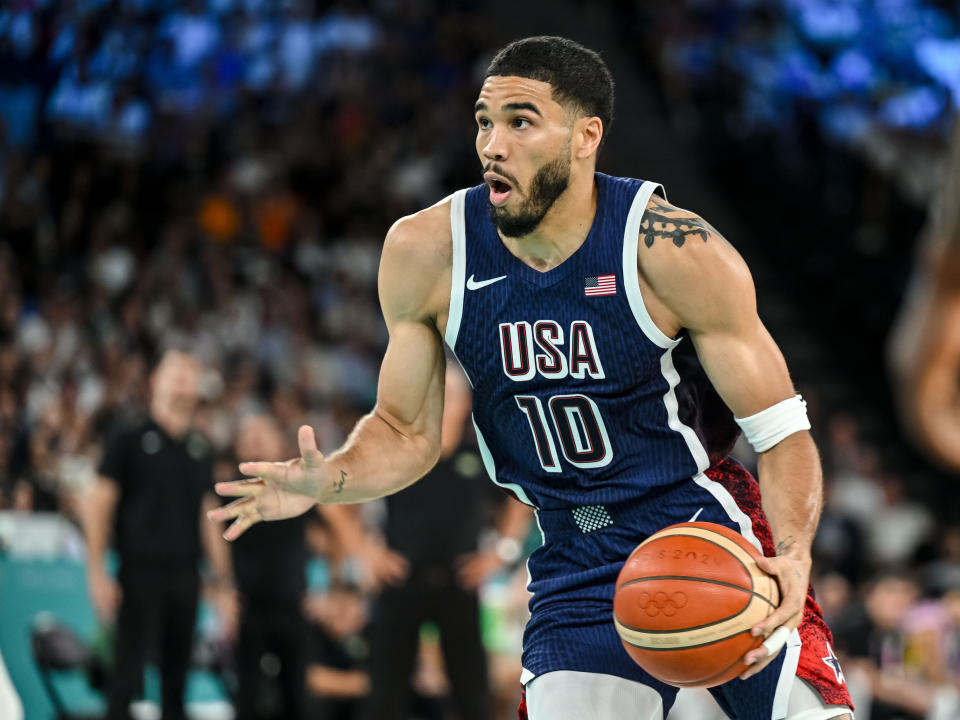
[467,274,507,290]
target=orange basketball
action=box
[613,521,779,688]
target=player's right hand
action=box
[739,550,810,679]
[88,569,121,621]
[208,425,328,540]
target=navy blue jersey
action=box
[445,173,739,514]
[440,174,851,712]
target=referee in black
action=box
[356,366,532,720]
[229,413,310,720]
[83,349,234,720]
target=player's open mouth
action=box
[487,178,512,206]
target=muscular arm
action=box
[211,205,453,538]
[638,196,821,667]
[317,210,449,503]
[679,271,822,566]
[323,339,444,500]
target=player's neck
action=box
[499,173,597,272]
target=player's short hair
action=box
[485,36,615,147]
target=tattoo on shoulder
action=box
[775,536,795,556]
[640,194,723,249]
[333,469,346,494]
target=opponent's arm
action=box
[322,227,448,502]
[888,121,960,471]
[639,196,821,676]
[210,209,450,539]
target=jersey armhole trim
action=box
[445,189,468,350]
[622,181,680,350]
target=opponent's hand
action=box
[207,426,328,541]
[739,551,810,680]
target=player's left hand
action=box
[738,551,810,680]
[209,427,327,540]
[208,458,319,541]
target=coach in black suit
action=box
[83,349,233,720]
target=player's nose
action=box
[481,128,508,162]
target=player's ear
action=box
[574,116,603,159]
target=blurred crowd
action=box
[635,0,960,201]
[2,0,960,718]
[0,0,518,717]
[0,0,489,511]
[628,0,960,427]
[628,2,960,718]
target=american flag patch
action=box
[584,274,616,296]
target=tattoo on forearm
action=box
[775,536,795,556]
[333,470,346,494]
[640,195,723,248]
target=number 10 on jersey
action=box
[515,394,613,472]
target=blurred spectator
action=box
[305,579,372,720]
[81,349,233,720]
[815,571,855,629]
[228,413,309,720]
[339,365,532,720]
[832,569,931,720]
[862,474,935,568]
[922,525,960,595]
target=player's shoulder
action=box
[638,193,751,288]
[383,194,454,268]
[637,193,755,331]
[380,195,455,323]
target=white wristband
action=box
[734,394,811,453]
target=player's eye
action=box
[477,117,492,130]
[512,117,531,129]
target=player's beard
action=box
[487,149,571,238]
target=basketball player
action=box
[888,119,960,472]
[209,37,853,720]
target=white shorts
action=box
[524,670,853,720]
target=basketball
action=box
[613,521,780,688]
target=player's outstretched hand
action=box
[207,426,328,541]
[738,551,811,680]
